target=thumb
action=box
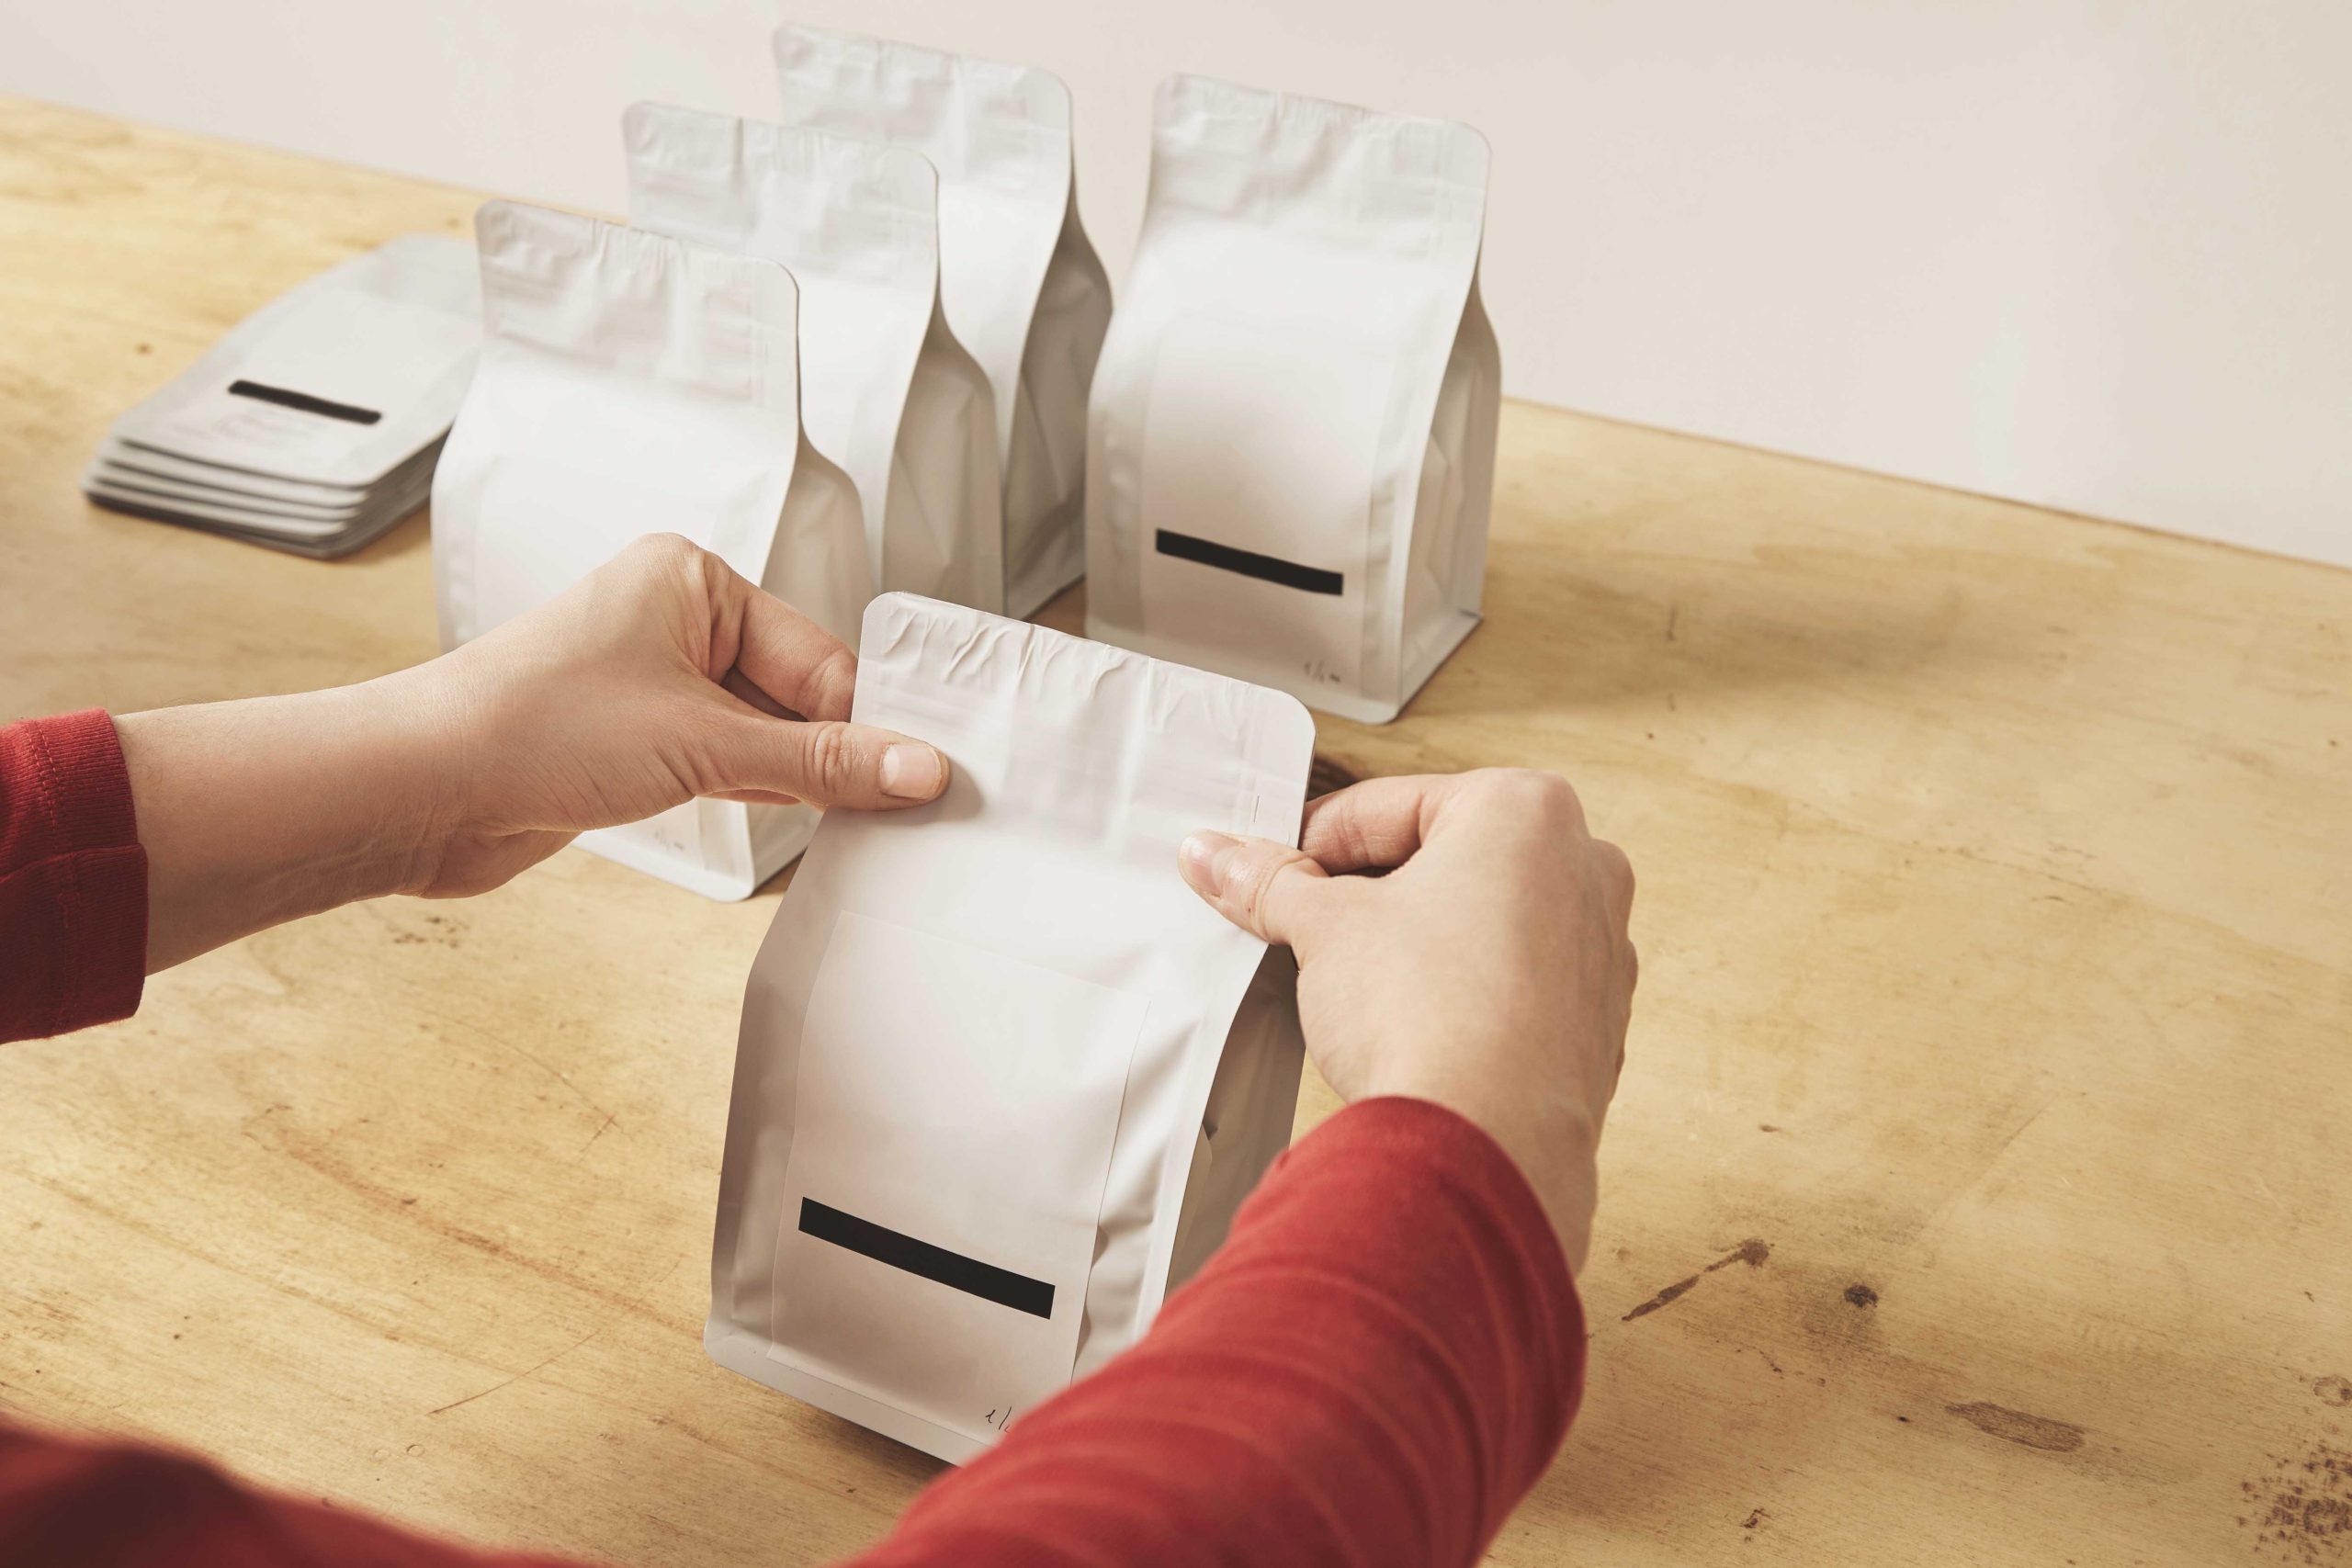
[1178,831,1335,948]
[703,712,949,811]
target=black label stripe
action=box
[797,1199,1055,1319]
[1155,529,1344,596]
[227,379,384,425]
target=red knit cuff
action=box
[1,711,147,1039]
[24,709,141,857]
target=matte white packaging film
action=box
[622,103,1005,614]
[108,234,479,490]
[86,438,439,518]
[775,27,1114,620]
[709,592,1314,1462]
[83,449,435,541]
[1085,76,1501,725]
[431,201,873,901]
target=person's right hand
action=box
[1178,770,1635,1273]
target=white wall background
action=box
[5,0,2347,566]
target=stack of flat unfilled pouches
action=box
[82,235,481,558]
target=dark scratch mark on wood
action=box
[578,1111,620,1156]
[1622,1239,1770,1322]
[428,1327,602,1417]
[410,1001,617,1127]
[1623,1274,1701,1321]
[1944,1402,2086,1453]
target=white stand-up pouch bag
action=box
[709,592,1314,1462]
[1085,77,1501,725]
[622,102,1005,613]
[775,27,1114,620]
[433,200,872,900]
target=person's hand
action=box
[118,534,944,969]
[1176,770,1634,1272]
[400,533,944,896]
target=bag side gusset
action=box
[1398,271,1499,705]
[773,28,1065,446]
[1161,948,1306,1299]
[1074,623,1315,1370]
[621,106,926,578]
[1001,173,1112,619]
[774,27,1109,617]
[887,318,1007,612]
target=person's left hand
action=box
[118,534,946,967]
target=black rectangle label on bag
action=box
[226,380,385,425]
[798,1198,1055,1318]
[1155,529,1344,596]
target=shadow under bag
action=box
[1086,76,1501,725]
[708,592,1314,1462]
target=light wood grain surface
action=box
[4,96,2349,1567]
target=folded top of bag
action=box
[469,201,803,411]
[856,592,1316,847]
[1148,75,1490,254]
[772,26,1075,186]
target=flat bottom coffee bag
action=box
[708,592,1315,1462]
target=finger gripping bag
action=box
[432,200,873,901]
[775,27,1114,620]
[622,102,1005,614]
[1085,77,1501,725]
[709,592,1314,1462]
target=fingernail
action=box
[1180,830,1241,897]
[880,743,945,800]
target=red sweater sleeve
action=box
[0,710,147,1043]
[0,1103,1583,1568]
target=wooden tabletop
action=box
[4,96,2349,1567]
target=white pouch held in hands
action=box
[1085,77,1501,725]
[709,592,1314,1462]
[623,102,1004,613]
[775,26,1113,620]
[432,200,872,901]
